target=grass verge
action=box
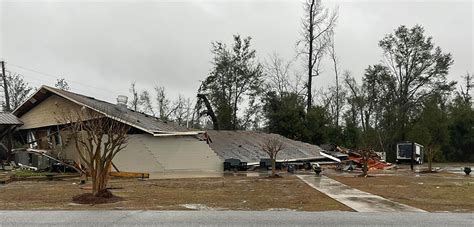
[0,175,352,211]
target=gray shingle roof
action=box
[14,85,190,134]
[0,112,23,125]
[203,130,325,163]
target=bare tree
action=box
[55,78,70,91]
[66,108,130,197]
[265,53,292,97]
[261,136,285,177]
[183,97,193,128]
[328,32,341,126]
[299,0,338,112]
[139,90,155,116]
[320,85,346,126]
[458,72,472,104]
[128,82,141,112]
[154,86,170,120]
[344,71,366,130]
[170,95,187,126]
[265,54,306,96]
[359,148,372,177]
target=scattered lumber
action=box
[110,171,149,178]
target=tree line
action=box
[189,0,473,162]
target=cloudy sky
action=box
[0,0,472,104]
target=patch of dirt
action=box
[72,190,123,204]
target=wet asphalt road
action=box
[0,211,473,226]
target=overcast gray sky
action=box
[1,0,472,104]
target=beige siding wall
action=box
[19,95,83,130]
[114,134,223,173]
[112,134,165,173]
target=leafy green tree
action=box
[1,72,34,111]
[342,25,456,161]
[304,106,331,145]
[377,25,455,140]
[446,75,474,161]
[263,91,306,141]
[341,115,361,148]
[408,95,449,171]
[200,35,264,130]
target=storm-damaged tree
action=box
[299,0,337,112]
[327,31,342,127]
[55,78,70,91]
[66,108,130,198]
[0,71,34,111]
[199,35,264,130]
[261,136,285,177]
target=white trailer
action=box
[396,142,424,164]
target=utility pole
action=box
[1,61,13,160]
[410,141,415,171]
[1,61,10,111]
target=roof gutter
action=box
[152,131,206,137]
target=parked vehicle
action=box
[223,158,248,171]
[396,142,424,164]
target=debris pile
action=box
[322,144,393,171]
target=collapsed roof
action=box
[13,85,196,136]
[203,130,327,163]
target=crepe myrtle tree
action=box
[359,148,373,177]
[261,136,285,177]
[66,107,130,197]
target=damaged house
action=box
[12,85,222,174]
[10,85,343,175]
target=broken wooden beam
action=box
[110,171,149,178]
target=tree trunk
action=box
[271,157,276,177]
[91,161,110,197]
[306,0,315,113]
[427,146,433,173]
[363,161,368,176]
[197,94,219,130]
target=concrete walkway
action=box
[297,175,427,212]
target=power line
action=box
[5,62,120,96]
[18,73,118,103]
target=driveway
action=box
[298,175,426,212]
